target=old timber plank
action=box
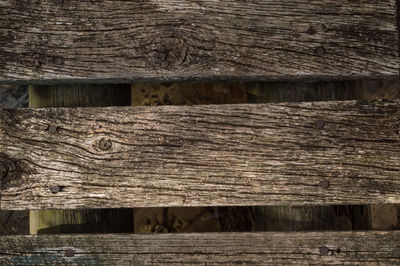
[131,81,370,233]
[0,0,399,84]
[28,84,134,235]
[0,100,399,209]
[1,231,400,264]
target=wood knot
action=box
[0,109,19,128]
[0,161,7,179]
[94,137,112,151]
[0,155,22,190]
[140,37,190,70]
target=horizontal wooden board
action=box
[1,231,400,264]
[0,100,400,209]
[0,0,399,84]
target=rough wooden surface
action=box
[132,82,256,233]
[1,231,400,265]
[359,79,400,230]
[247,81,371,231]
[0,0,398,84]
[0,100,399,209]
[131,81,370,233]
[28,84,133,234]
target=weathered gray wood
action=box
[248,80,371,231]
[131,81,370,233]
[28,84,134,235]
[1,100,400,210]
[0,0,398,84]
[1,231,400,265]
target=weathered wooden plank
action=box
[0,0,398,84]
[1,100,400,209]
[131,82,255,234]
[1,231,400,265]
[28,84,134,235]
[131,81,370,233]
[249,80,371,231]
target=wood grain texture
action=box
[1,100,400,209]
[246,80,370,231]
[0,0,399,84]
[131,82,256,233]
[131,81,370,233]
[28,84,134,234]
[1,231,400,265]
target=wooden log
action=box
[28,84,133,234]
[1,231,400,264]
[1,100,400,210]
[0,0,398,84]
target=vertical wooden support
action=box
[29,84,133,234]
[360,79,400,230]
[248,81,370,231]
[132,82,255,233]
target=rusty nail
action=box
[64,249,74,257]
[48,125,58,133]
[54,57,63,65]
[316,46,326,56]
[319,246,329,255]
[319,180,330,189]
[316,120,325,129]
[0,161,7,179]
[51,186,60,194]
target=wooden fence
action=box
[0,0,399,264]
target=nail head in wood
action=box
[54,57,64,65]
[316,120,325,129]
[48,125,58,133]
[319,246,329,255]
[316,46,326,56]
[51,186,60,194]
[64,249,74,257]
[306,26,316,35]
[319,180,330,189]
